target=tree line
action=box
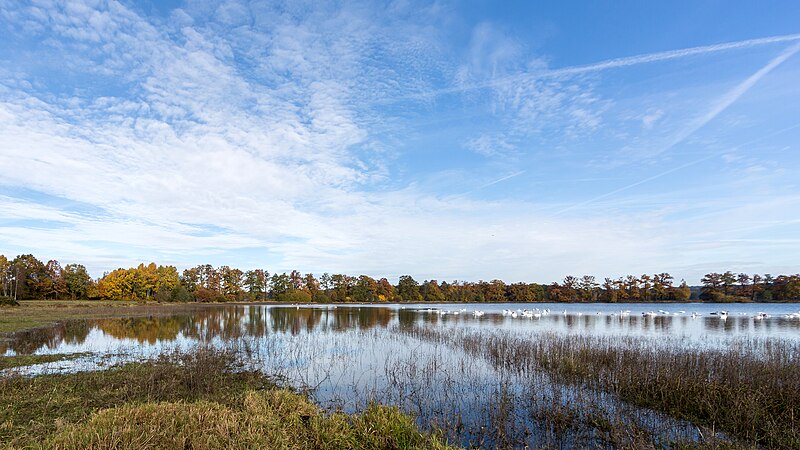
[699,271,800,302]
[1,253,798,303]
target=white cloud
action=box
[0,1,798,284]
[641,109,663,129]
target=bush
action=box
[171,285,193,302]
[276,290,312,303]
[194,287,226,303]
[0,296,19,306]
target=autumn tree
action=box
[376,278,395,302]
[559,276,579,302]
[751,274,763,302]
[220,266,244,300]
[674,280,691,301]
[304,273,323,302]
[10,254,47,300]
[329,274,352,302]
[601,278,617,302]
[352,275,378,302]
[480,280,504,303]
[420,280,445,302]
[507,282,535,302]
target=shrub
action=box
[276,290,313,303]
[0,296,19,307]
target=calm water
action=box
[5,302,800,358]
[3,302,799,447]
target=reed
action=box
[402,326,800,448]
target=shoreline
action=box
[2,298,798,338]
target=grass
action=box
[0,300,219,335]
[0,347,456,450]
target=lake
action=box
[3,302,800,448]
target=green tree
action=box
[181,267,200,293]
[736,273,751,299]
[396,275,421,302]
[579,275,599,302]
[64,264,93,299]
[0,255,10,297]
[701,272,723,301]
[244,269,269,301]
[269,273,291,299]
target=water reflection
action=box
[4,303,800,448]
[4,303,800,356]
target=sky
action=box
[1,0,799,284]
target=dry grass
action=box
[47,391,453,450]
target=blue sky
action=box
[1,0,799,283]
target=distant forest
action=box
[1,254,799,303]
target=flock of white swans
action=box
[413,307,800,321]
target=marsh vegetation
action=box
[0,348,453,450]
[3,304,800,449]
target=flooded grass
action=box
[402,326,800,448]
[5,305,800,449]
[0,347,455,450]
[0,352,91,370]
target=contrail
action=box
[554,121,800,216]
[449,170,526,200]
[658,41,800,157]
[393,33,800,101]
[479,170,526,189]
[550,34,800,77]
[552,41,800,217]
